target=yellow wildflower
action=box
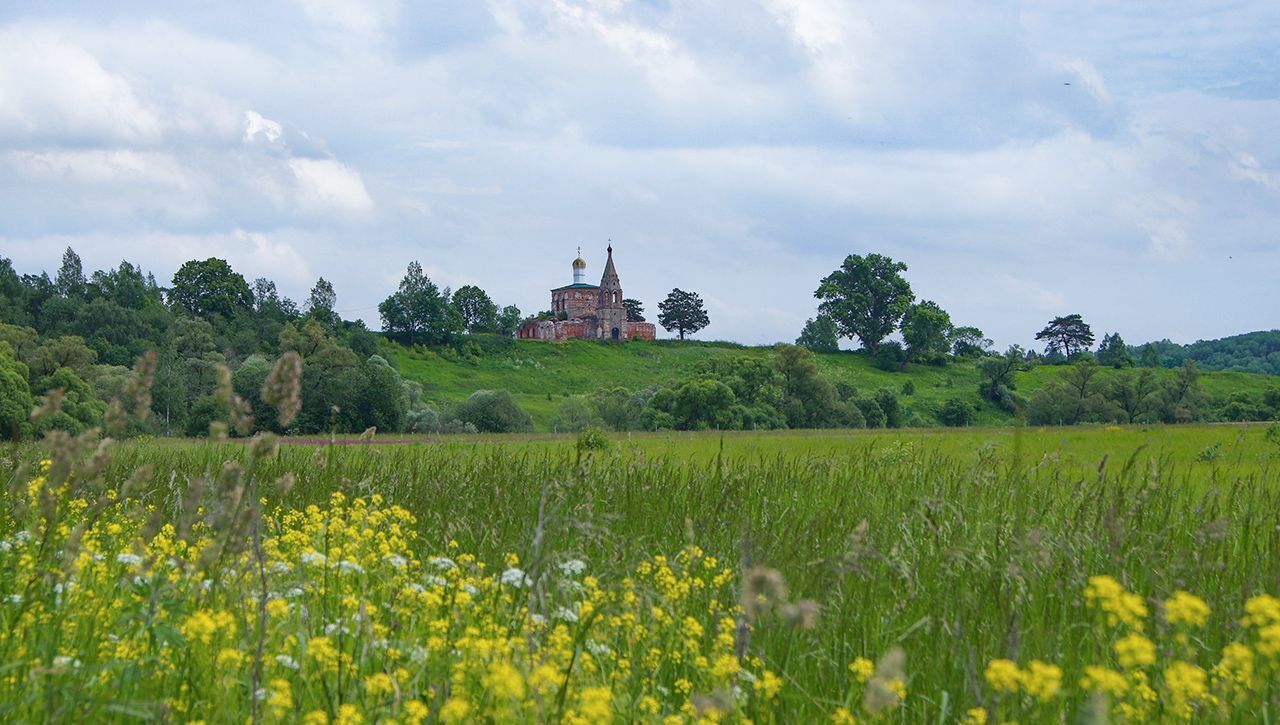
[1165,591,1210,628]
[365,672,395,698]
[984,659,1022,695]
[439,698,472,723]
[1084,575,1148,630]
[1163,661,1211,719]
[1080,666,1129,697]
[1115,633,1157,669]
[960,708,987,725]
[849,657,875,683]
[831,707,857,724]
[1022,660,1061,702]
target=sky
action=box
[1,0,1277,349]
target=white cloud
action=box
[288,158,375,216]
[0,26,163,143]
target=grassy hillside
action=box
[390,338,1279,431]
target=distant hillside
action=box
[1141,330,1280,375]
[391,338,1278,431]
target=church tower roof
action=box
[601,244,619,286]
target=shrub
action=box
[451,390,534,433]
[937,397,974,427]
[901,380,915,396]
[872,341,906,372]
[576,427,612,451]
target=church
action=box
[517,246,657,342]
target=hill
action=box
[390,338,1279,431]
[1141,330,1280,375]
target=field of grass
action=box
[4,422,1280,721]
[389,339,1279,431]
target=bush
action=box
[937,397,974,427]
[901,380,915,396]
[872,341,906,372]
[576,427,611,451]
[451,390,534,433]
[406,407,440,434]
[552,397,602,433]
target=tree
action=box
[551,397,602,433]
[1035,314,1095,359]
[1026,359,1118,425]
[305,277,339,327]
[496,305,523,337]
[1096,332,1134,368]
[623,298,645,323]
[169,258,253,319]
[771,344,847,428]
[451,390,533,433]
[1106,368,1160,424]
[55,247,87,298]
[657,288,710,340]
[814,253,914,353]
[901,300,953,363]
[1157,361,1209,423]
[452,285,499,333]
[1139,343,1161,369]
[950,326,993,358]
[796,315,839,352]
[937,397,974,427]
[978,346,1024,412]
[590,387,641,431]
[379,261,462,345]
[0,342,33,440]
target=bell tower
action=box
[598,243,626,340]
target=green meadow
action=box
[5,422,1279,720]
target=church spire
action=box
[600,242,621,307]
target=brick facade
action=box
[517,247,656,342]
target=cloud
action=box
[288,158,374,216]
[1,1,1278,349]
[0,26,163,143]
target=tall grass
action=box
[7,424,1274,719]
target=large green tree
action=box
[623,298,645,323]
[0,342,33,440]
[901,300,953,363]
[379,262,462,345]
[1035,314,1095,358]
[1096,332,1134,368]
[814,253,914,354]
[657,289,710,340]
[451,285,499,333]
[169,258,253,319]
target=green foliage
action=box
[452,285,500,333]
[1141,330,1280,375]
[670,379,739,430]
[576,426,612,451]
[901,379,915,396]
[169,258,253,319]
[1035,314,1095,358]
[1194,442,1223,462]
[452,389,534,433]
[815,253,913,353]
[977,347,1024,412]
[1097,332,1135,368]
[950,326,992,358]
[1026,359,1118,425]
[305,277,339,328]
[936,397,974,427]
[623,298,645,323]
[0,342,33,440]
[379,261,463,345]
[551,396,602,433]
[590,387,643,431]
[795,315,840,352]
[872,341,906,372]
[901,300,952,364]
[1157,361,1210,424]
[657,288,710,340]
[1105,368,1160,424]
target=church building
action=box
[517,246,656,342]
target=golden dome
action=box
[572,256,587,269]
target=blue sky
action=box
[1,1,1277,347]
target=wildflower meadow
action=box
[3,355,1280,722]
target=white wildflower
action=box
[275,655,300,671]
[285,587,306,598]
[384,554,407,569]
[13,531,31,544]
[116,553,143,567]
[559,559,587,577]
[270,561,292,574]
[585,639,612,657]
[553,607,580,623]
[500,567,531,588]
[7,594,22,604]
[0,540,12,553]
[429,556,457,570]
[405,583,426,594]
[425,576,447,587]
[52,656,81,669]
[300,551,327,567]
[335,560,364,575]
